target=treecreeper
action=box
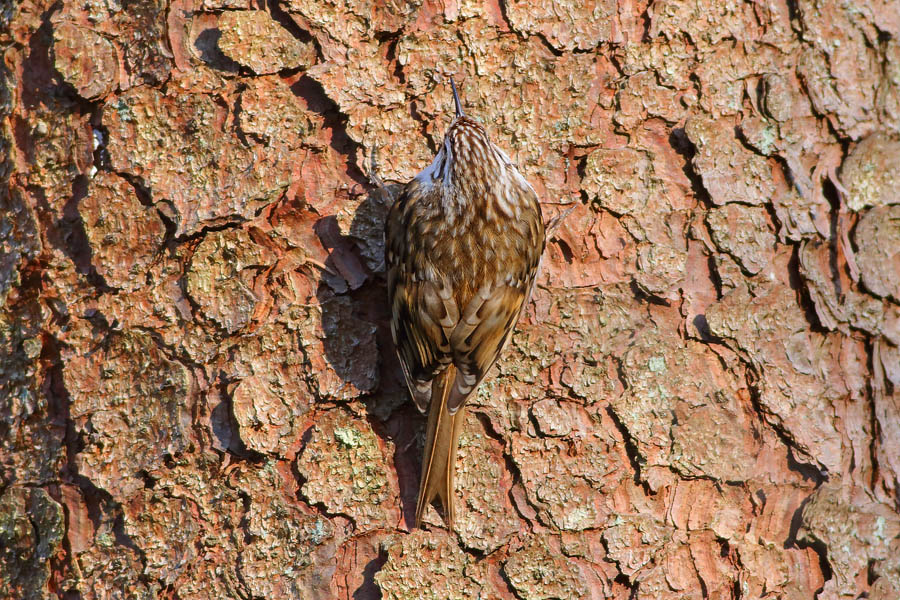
[385,77,546,528]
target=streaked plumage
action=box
[385,78,545,527]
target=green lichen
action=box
[334,425,365,448]
[648,355,667,373]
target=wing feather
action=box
[446,284,528,412]
[386,186,460,412]
[386,177,544,416]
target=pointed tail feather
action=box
[415,365,467,528]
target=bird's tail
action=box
[415,365,466,528]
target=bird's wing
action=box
[386,188,459,412]
[446,282,529,413]
[388,278,459,411]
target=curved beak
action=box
[449,76,464,118]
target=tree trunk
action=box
[2,0,899,598]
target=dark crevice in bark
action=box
[866,557,880,586]
[789,507,832,596]
[555,238,575,264]
[58,177,115,294]
[113,170,154,208]
[604,401,644,486]
[774,153,806,211]
[289,74,368,186]
[289,426,315,493]
[705,251,725,301]
[734,122,768,158]
[768,154,812,246]
[229,83,255,148]
[18,3,68,109]
[407,98,437,156]
[759,192,787,260]
[210,373,261,460]
[47,487,82,600]
[235,488,255,545]
[744,366,826,484]
[12,152,109,297]
[787,243,831,335]
[289,408,384,532]
[820,174,845,297]
[41,331,81,485]
[295,493,360,534]
[696,564,710,598]
[137,470,157,490]
[669,125,712,209]
[377,29,405,86]
[190,26,241,76]
[229,489,257,598]
[533,32,565,57]
[73,477,109,538]
[154,203,180,256]
[639,4,653,43]
[381,404,425,528]
[172,219,248,250]
[354,544,389,600]
[629,279,673,307]
[572,41,608,55]
[866,338,887,504]
[498,561,529,600]
[265,0,319,54]
[472,410,543,531]
[603,536,639,599]
[127,314,204,370]
[785,0,802,33]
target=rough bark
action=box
[1,0,899,598]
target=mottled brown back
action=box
[386,116,545,415]
[386,107,545,527]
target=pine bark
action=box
[2,0,900,598]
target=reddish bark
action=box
[1,0,899,598]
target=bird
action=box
[385,77,545,528]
